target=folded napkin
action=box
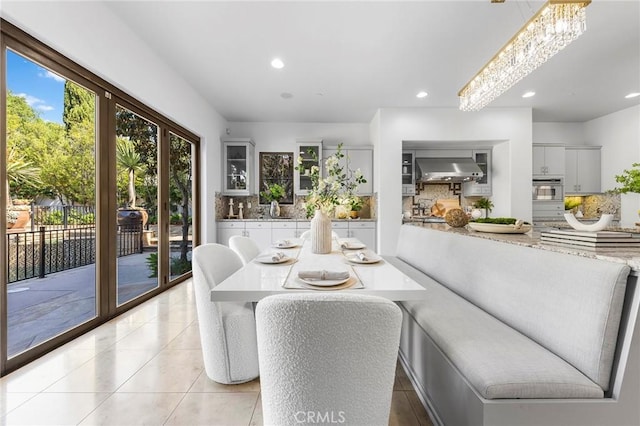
[298,270,350,281]
[340,242,352,249]
[356,252,368,261]
[275,239,291,247]
[272,252,286,262]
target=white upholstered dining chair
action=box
[255,293,402,425]
[299,229,339,240]
[229,235,261,265]
[192,243,259,384]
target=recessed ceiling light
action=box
[522,91,536,98]
[416,91,428,99]
[271,58,284,69]
[625,92,640,99]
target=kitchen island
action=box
[405,222,640,274]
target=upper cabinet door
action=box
[222,138,255,195]
[323,146,373,195]
[347,148,373,195]
[565,147,601,194]
[294,140,322,195]
[533,145,565,175]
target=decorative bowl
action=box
[563,213,613,232]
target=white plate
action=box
[467,222,532,234]
[272,242,298,249]
[255,254,290,264]
[299,276,350,287]
[344,253,382,264]
[340,242,366,250]
[298,277,358,291]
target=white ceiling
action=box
[105,1,640,124]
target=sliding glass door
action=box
[115,104,159,306]
[168,133,194,280]
[4,49,98,357]
[1,21,200,375]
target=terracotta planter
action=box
[7,210,30,230]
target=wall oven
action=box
[532,178,563,201]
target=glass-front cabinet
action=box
[222,138,255,195]
[402,151,415,196]
[294,139,322,195]
[463,149,492,196]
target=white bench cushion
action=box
[396,225,629,391]
[388,257,604,399]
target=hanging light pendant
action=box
[459,0,591,111]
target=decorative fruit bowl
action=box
[467,218,532,234]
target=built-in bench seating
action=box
[386,225,640,426]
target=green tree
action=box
[6,91,62,200]
[169,134,193,269]
[117,138,142,208]
[5,148,41,207]
[63,81,95,133]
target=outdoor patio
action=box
[7,253,158,357]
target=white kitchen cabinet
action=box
[347,221,376,251]
[271,221,298,241]
[323,146,374,195]
[532,201,565,219]
[222,138,255,195]
[331,221,349,238]
[294,140,322,195]
[565,147,601,194]
[217,222,245,246]
[244,221,271,251]
[533,145,565,176]
[402,151,416,196]
[463,149,492,196]
[295,221,311,238]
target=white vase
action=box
[311,209,332,254]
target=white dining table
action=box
[210,238,427,302]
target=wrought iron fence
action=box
[6,224,143,284]
[30,204,96,230]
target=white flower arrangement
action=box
[297,143,367,217]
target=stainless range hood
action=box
[415,157,484,182]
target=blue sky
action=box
[7,49,65,124]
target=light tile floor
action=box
[0,280,434,425]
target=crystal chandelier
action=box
[459,0,591,111]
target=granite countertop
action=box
[405,222,640,274]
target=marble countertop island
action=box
[405,222,640,274]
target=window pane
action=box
[115,104,159,305]
[5,49,97,357]
[168,133,193,279]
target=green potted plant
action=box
[614,163,640,218]
[260,183,285,217]
[472,197,494,219]
[346,195,364,219]
[615,163,640,194]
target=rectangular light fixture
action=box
[458,0,591,111]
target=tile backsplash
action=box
[402,184,480,216]
[215,193,376,220]
[567,192,621,219]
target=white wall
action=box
[1,1,227,243]
[227,121,370,193]
[533,122,586,145]
[584,105,640,227]
[373,107,533,255]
